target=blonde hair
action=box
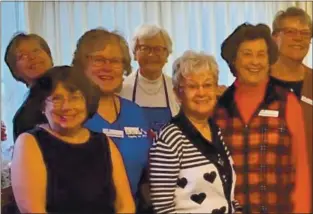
[72,27,132,76]
[272,6,312,36]
[172,50,219,89]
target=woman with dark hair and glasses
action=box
[213,23,310,213]
[10,66,135,213]
[4,33,54,141]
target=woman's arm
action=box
[286,93,311,213]
[11,133,47,213]
[108,138,135,213]
[149,127,182,214]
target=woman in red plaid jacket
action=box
[213,23,311,214]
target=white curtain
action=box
[1,1,305,160]
[296,1,313,68]
[25,1,297,85]
[1,1,28,160]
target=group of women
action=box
[4,6,312,214]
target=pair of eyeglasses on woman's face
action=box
[137,45,168,55]
[180,82,216,93]
[45,94,85,109]
[87,55,124,69]
[278,27,312,39]
[16,48,43,61]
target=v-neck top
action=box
[84,96,152,198]
[149,111,241,213]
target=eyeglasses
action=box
[180,83,215,93]
[16,48,43,61]
[137,45,168,55]
[278,28,312,39]
[46,94,85,108]
[87,55,124,68]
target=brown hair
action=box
[221,23,278,77]
[72,27,132,76]
[29,65,100,120]
[272,6,312,37]
[4,32,53,84]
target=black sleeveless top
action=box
[28,127,116,213]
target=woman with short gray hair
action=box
[120,24,179,136]
[149,50,240,213]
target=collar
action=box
[171,111,232,176]
[136,71,164,95]
[171,110,221,151]
[138,70,163,84]
[217,78,283,117]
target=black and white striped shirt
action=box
[149,112,240,214]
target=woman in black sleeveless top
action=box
[10,66,135,213]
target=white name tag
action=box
[124,127,141,135]
[301,96,313,106]
[102,128,124,138]
[258,109,279,117]
[124,127,147,138]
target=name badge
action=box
[124,127,141,135]
[301,96,313,106]
[102,128,124,138]
[258,109,279,117]
[124,127,147,138]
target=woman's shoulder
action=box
[163,73,172,82]
[13,96,33,122]
[89,130,110,142]
[163,74,175,89]
[14,131,41,157]
[157,122,183,142]
[119,96,142,110]
[16,131,38,142]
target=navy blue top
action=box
[28,127,115,213]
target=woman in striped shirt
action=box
[149,50,240,214]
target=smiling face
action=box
[15,39,52,84]
[178,69,217,119]
[84,42,124,94]
[234,39,270,85]
[44,83,87,133]
[135,33,169,78]
[273,17,312,62]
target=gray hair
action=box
[131,24,173,54]
[172,50,219,89]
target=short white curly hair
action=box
[131,24,173,54]
[172,50,219,89]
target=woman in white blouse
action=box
[149,50,241,214]
[119,24,179,136]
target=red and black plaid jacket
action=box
[213,82,295,214]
